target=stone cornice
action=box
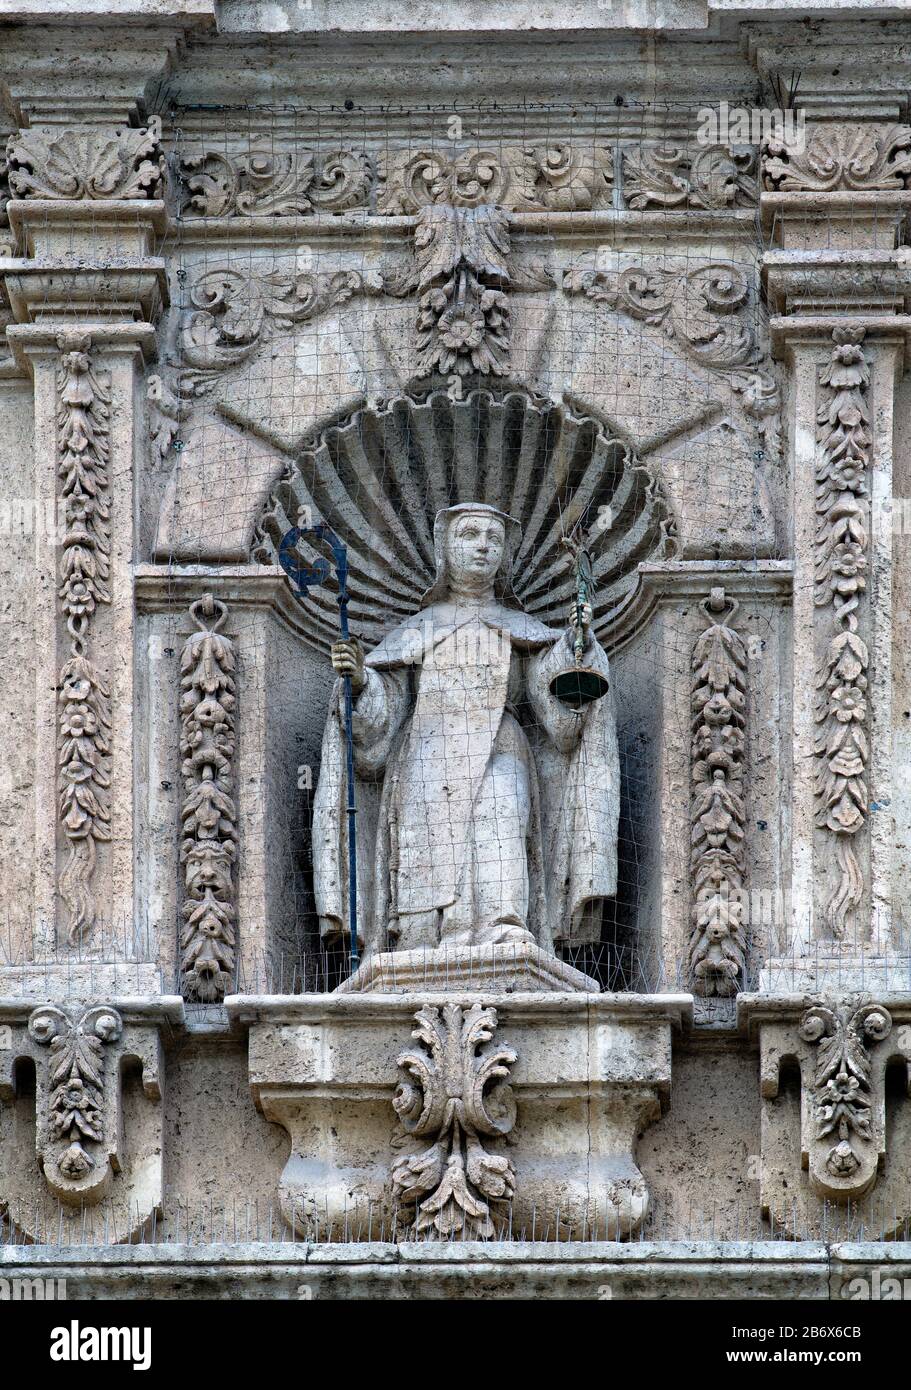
[637,560,793,606]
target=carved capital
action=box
[7,118,165,201]
[762,122,911,193]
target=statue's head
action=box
[422,502,521,606]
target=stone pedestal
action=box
[228,991,689,1242]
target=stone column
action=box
[760,117,911,985]
[0,25,207,981]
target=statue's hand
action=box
[331,638,367,697]
[568,601,593,646]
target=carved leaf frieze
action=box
[622,142,758,210]
[177,262,383,394]
[56,337,112,946]
[179,146,373,217]
[688,589,748,997]
[378,143,615,213]
[179,594,238,1003]
[392,1003,517,1238]
[7,118,164,200]
[814,328,870,938]
[762,122,911,192]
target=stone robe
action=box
[313,599,620,953]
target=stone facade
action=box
[3,0,911,1302]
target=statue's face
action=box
[446,512,506,589]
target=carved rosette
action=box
[56,337,112,946]
[762,122,911,192]
[7,118,164,200]
[392,1003,517,1238]
[814,328,871,938]
[179,594,238,1002]
[622,143,758,209]
[688,589,748,997]
[391,203,514,378]
[28,1004,122,1202]
[799,1001,891,1199]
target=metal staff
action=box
[279,522,359,974]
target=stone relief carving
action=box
[28,1004,122,1200]
[762,122,911,192]
[622,142,758,209]
[314,501,619,955]
[146,372,181,463]
[253,390,677,654]
[378,144,614,213]
[7,117,165,200]
[179,146,373,217]
[688,588,748,997]
[56,336,112,946]
[392,1003,517,1238]
[177,262,384,396]
[563,258,781,454]
[814,328,870,938]
[799,1001,891,1197]
[179,594,238,1003]
[175,142,615,216]
[387,204,522,377]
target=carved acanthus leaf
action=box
[179,594,237,1003]
[763,122,911,192]
[177,262,383,394]
[688,589,748,997]
[389,203,521,378]
[179,146,373,217]
[56,337,112,946]
[621,143,758,210]
[814,329,870,938]
[7,118,164,200]
[392,1003,517,1238]
[378,143,614,213]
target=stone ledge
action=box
[4,1237,896,1299]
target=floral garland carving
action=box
[29,1004,122,1186]
[763,122,911,192]
[622,143,758,209]
[179,594,238,1002]
[7,118,164,200]
[179,146,373,217]
[56,338,112,946]
[392,1003,517,1238]
[688,589,748,997]
[799,1002,891,1183]
[814,328,870,938]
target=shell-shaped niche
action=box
[252,388,678,652]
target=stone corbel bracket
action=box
[740,994,911,1218]
[226,991,690,1242]
[0,997,183,1232]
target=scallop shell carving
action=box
[252,388,678,653]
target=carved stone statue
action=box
[313,503,620,954]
